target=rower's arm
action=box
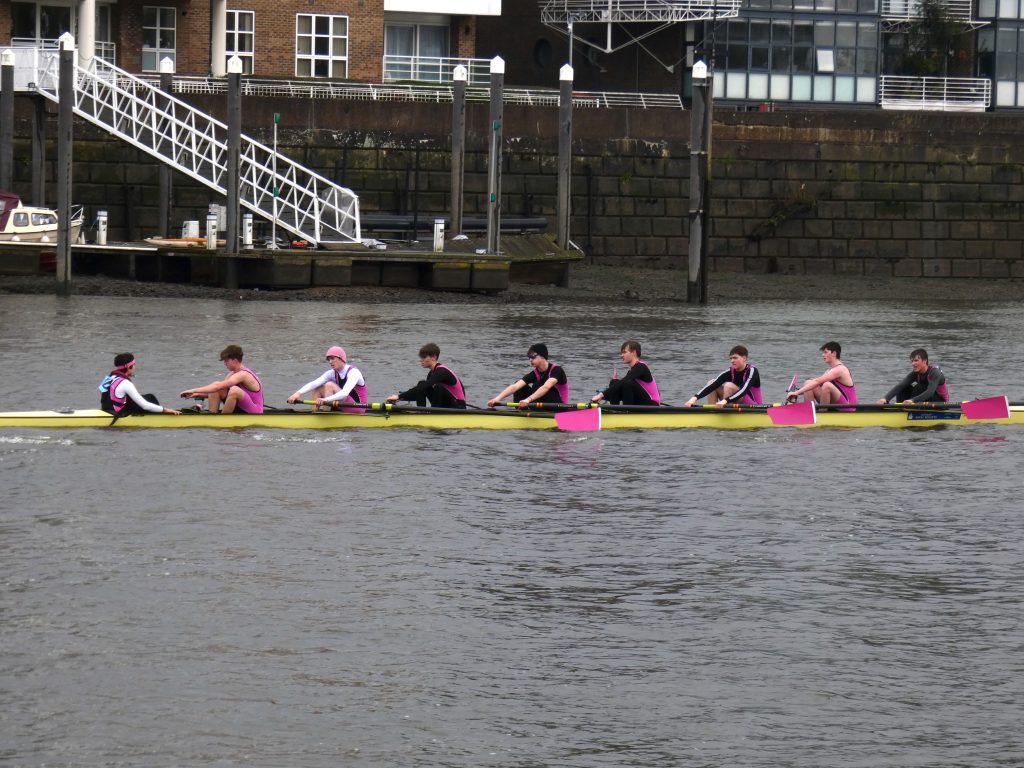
[522,377,556,404]
[694,370,730,401]
[881,372,915,403]
[490,379,526,404]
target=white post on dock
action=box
[450,64,467,238]
[225,55,243,288]
[206,213,218,249]
[96,210,108,245]
[433,219,445,252]
[1,50,14,192]
[56,33,76,298]
[486,56,505,255]
[158,57,175,238]
[242,213,253,250]
[557,64,574,253]
[687,59,711,305]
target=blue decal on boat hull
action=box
[907,411,962,421]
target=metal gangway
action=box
[21,42,360,247]
[539,0,741,55]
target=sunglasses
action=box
[528,353,538,360]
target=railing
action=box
[879,76,990,111]
[11,37,116,64]
[540,0,741,23]
[383,55,492,86]
[29,48,360,245]
[880,0,974,20]
[150,75,684,110]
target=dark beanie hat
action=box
[528,343,548,359]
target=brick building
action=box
[1,0,498,81]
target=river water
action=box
[1,293,1022,767]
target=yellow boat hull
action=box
[1,407,1022,430]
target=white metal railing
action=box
[29,49,360,245]
[879,76,990,111]
[540,0,741,23]
[383,55,492,86]
[11,37,116,64]
[146,75,683,109]
[880,0,974,20]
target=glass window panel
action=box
[726,72,748,97]
[297,59,311,77]
[315,16,329,34]
[751,20,770,42]
[297,16,311,35]
[815,22,835,46]
[835,48,856,72]
[332,61,347,78]
[795,0,814,10]
[772,0,793,8]
[791,74,813,98]
[748,73,770,98]
[143,29,157,48]
[836,22,856,47]
[335,17,348,35]
[728,20,748,41]
[315,37,329,55]
[297,37,311,55]
[772,46,792,71]
[144,7,158,26]
[314,59,329,77]
[998,52,1017,76]
[713,73,725,98]
[333,38,347,57]
[727,44,748,67]
[160,8,174,26]
[857,48,877,73]
[856,76,875,101]
[773,21,792,43]
[997,0,1017,17]
[142,51,157,71]
[813,75,834,99]
[858,23,876,47]
[418,25,448,58]
[770,74,791,98]
[837,0,856,11]
[794,22,813,45]
[11,3,36,38]
[794,46,814,71]
[386,25,415,55]
[979,0,996,15]
[749,0,771,7]
[751,47,770,68]
[817,0,836,10]
[997,28,1016,51]
[857,0,878,11]
[995,80,1015,104]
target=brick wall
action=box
[9,100,1024,278]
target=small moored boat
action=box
[0,190,84,244]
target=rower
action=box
[287,346,367,411]
[876,348,949,404]
[591,339,661,406]
[787,341,857,405]
[684,345,762,407]
[180,344,264,414]
[386,343,466,409]
[99,353,180,416]
[487,343,569,407]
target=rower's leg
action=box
[221,385,245,414]
[815,383,840,404]
[207,389,224,413]
[719,383,739,402]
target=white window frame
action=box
[142,6,176,72]
[227,10,256,75]
[295,13,349,79]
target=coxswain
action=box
[180,344,264,414]
[787,341,857,405]
[591,339,661,406]
[487,343,569,407]
[385,343,466,409]
[684,345,762,407]
[876,348,949,404]
[287,346,367,411]
[99,353,181,416]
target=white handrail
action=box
[29,50,360,245]
[879,75,990,112]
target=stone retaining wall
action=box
[9,99,1024,277]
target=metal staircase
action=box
[29,49,360,246]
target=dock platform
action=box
[0,234,581,293]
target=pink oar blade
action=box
[554,407,602,432]
[767,400,817,426]
[961,395,1010,420]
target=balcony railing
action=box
[382,55,492,86]
[880,0,974,21]
[540,0,741,23]
[879,75,990,111]
[11,37,116,64]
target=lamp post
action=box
[687,59,711,304]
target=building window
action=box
[10,2,72,41]
[142,6,176,72]
[980,25,1024,105]
[227,10,256,74]
[296,13,349,79]
[384,22,450,81]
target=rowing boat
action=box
[1,402,1022,430]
